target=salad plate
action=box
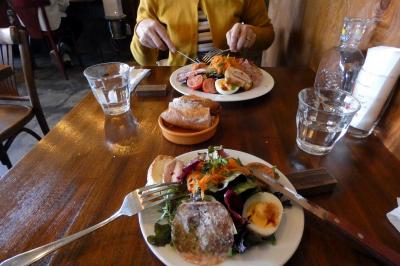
[139,149,304,266]
[169,65,274,102]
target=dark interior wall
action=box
[122,0,139,27]
[67,0,133,62]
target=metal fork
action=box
[0,182,186,266]
[202,48,230,63]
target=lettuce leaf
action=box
[232,179,258,195]
[207,171,242,192]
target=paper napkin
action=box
[387,197,400,233]
[350,46,400,131]
[362,46,400,77]
[129,68,151,93]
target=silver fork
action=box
[0,182,186,266]
[202,48,230,63]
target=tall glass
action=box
[84,62,131,115]
[296,88,361,155]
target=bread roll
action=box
[161,95,221,131]
[178,95,221,115]
[172,201,235,265]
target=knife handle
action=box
[324,211,400,265]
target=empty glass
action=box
[84,62,131,115]
[296,88,361,155]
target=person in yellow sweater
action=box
[131,0,274,66]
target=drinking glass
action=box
[84,62,131,115]
[296,88,361,155]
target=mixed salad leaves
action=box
[147,146,291,255]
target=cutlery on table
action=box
[0,182,186,266]
[248,164,400,266]
[176,48,230,64]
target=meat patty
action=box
[172,201,235,265]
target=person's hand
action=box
[136,18,176,52]
[226,23,256,52]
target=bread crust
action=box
[179,95,221,115]
[160,96,220,131]
[172,201,235,265]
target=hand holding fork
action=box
[136,19,255,64]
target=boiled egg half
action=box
[242,192,283,236]
[215,79,239,95]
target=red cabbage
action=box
[223,189,246,225]
[217,149,229,158]
[176,159,200,182]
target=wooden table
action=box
[1,67,399,265]
[0,64,12,81]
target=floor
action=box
[0,36,132,176]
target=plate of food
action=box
[170,56,274,102]
[139,147,304,266]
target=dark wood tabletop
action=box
[0,67,399,266]
[0,64,12,81]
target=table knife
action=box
[250,167,400,266]
[176,50,198,64]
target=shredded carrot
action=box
[187,171,202,193]
[198,173,226,191]
[186,156,250,195]
[209,55,242,74]
[226,158,251,175]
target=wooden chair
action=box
[0,26,49,169]
[12,0,69,79]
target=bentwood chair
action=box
[0,26,49,169]
[12,0,69,79]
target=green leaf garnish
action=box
[233,179,258,194]
[147,222,171,246]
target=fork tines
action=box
[202,48,230,63]
[138,182,186,209]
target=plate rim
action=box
[169,65,275,102]
[139,149,304,266]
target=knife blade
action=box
[250,167,400,266]
[176,50,198,64]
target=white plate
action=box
[139,149,304,266]
[169,65,275,102]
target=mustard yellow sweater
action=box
[130,0,274,66]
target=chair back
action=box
[0,26,18,96]
[0,26,42,111]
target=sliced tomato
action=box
[202,78,217,94]
[187,75,203,90]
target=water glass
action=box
[84,62,131,115]
[296,88,361,155]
